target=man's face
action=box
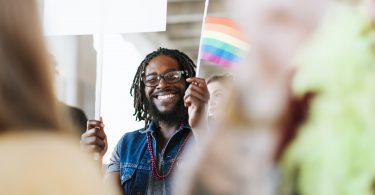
[144,55,187,114]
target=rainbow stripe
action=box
[200,17,249,68]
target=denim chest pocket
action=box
[120,163,151,195]
[121,166,136,183]
[120,164,137,194]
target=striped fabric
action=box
[200,16,250,68]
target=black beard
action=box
[147,97,187,126]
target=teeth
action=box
[157,94,176,100]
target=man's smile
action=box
[152,91,180,105]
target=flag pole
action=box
[95,34,104,120]
[196,0,210,77]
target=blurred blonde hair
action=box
[207,73,233,85]
[0,0,69,133]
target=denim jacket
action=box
[117,121,191,195]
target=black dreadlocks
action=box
[130,48,196,127]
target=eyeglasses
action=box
[142,70,186,87]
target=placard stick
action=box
[94,33,104,120]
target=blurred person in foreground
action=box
[81,48,210,195]
[0,0,118,194]
[207,74,233,119]
[281,1,375,194]
[206,74,234,129]
[173,0,330,195]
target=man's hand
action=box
[184,77,210,128]
[80,118,107,161]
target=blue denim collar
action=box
[139,121,190,134]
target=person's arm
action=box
[184,77,210,145]
[105,140,124,195]
[81,119,123,194]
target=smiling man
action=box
[81,48,209,195]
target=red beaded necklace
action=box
[146,130,191,180]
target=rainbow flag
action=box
[200,16,250,68]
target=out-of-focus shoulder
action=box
[0,132,120,195]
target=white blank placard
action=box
[44,0,167,35]
[103,0,167,34]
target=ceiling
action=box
[163,0,227,62]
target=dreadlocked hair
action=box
[130,47,196,127]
